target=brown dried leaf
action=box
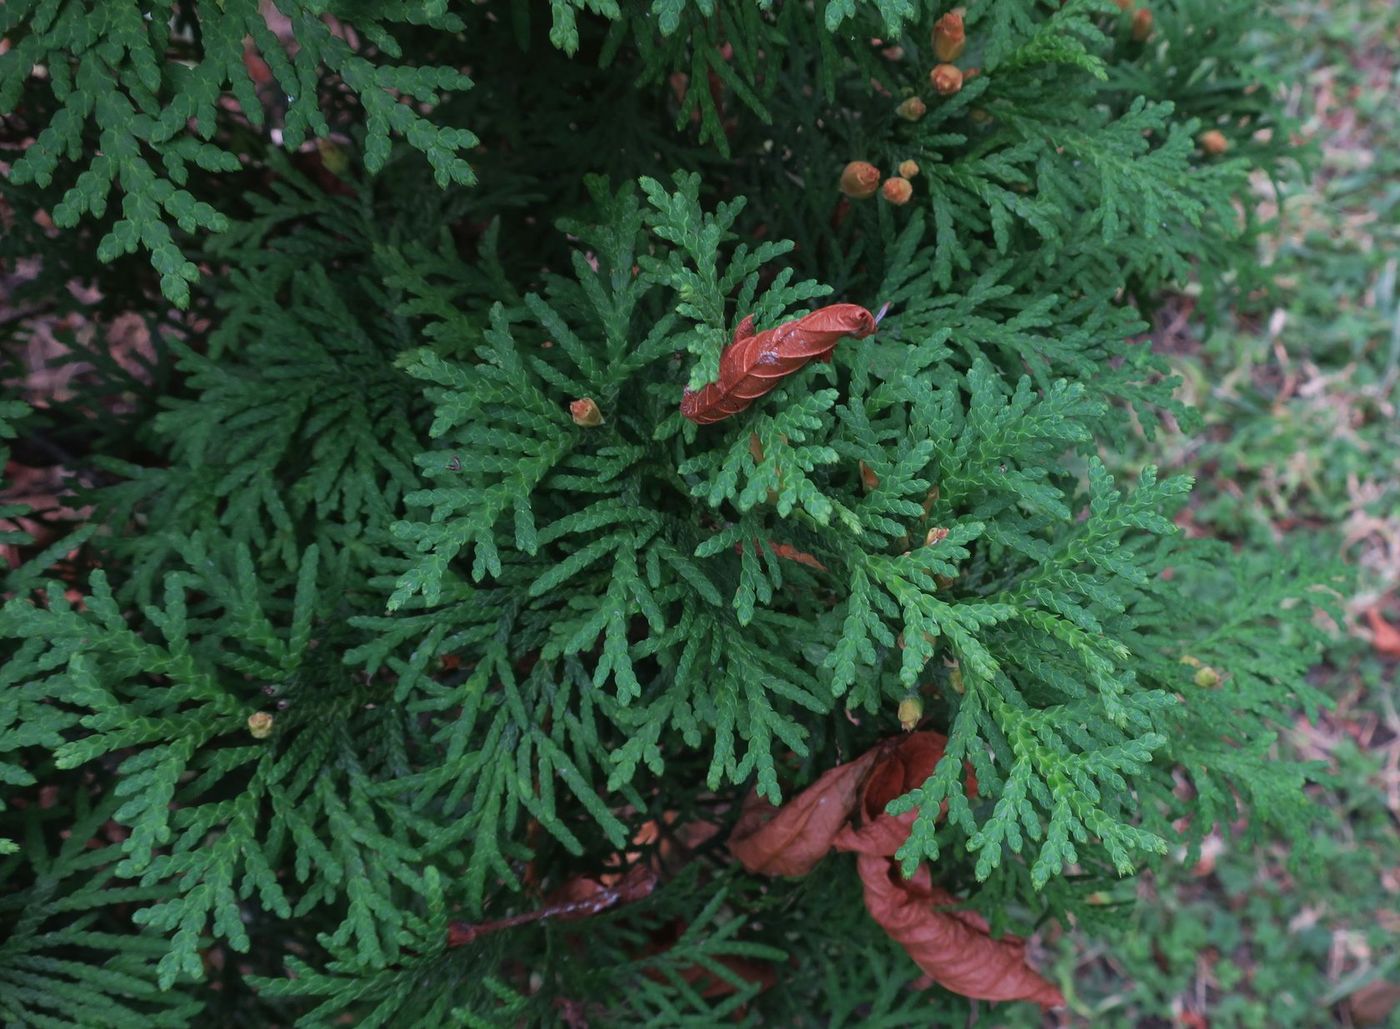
[833,731,950,857]
[680,304,880,424]
[855,854,1064,1008]
[1348,980,1400,1025]
[1365,606,1400,657]
[728,748,879,876]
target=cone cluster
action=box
[840,161,921,206]
[839,8,987,208]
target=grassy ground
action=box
[1027,2,1400,1025]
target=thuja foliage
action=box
[1,0,1340,1023]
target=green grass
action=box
[1012,1,1400,1024]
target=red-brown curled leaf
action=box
[681,304,880,424]
[1365,606,1400,657]
[856,854,1064,1008]
[725,733,1052,1009]
[861,732,948,813]
[833,731,949,857]
[728,748,879,876]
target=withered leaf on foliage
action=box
[833,731,953,858]
[1365,607,1400,658]
[856,854,1064,1008]
[729,748,878,876]
[727,732,1061,1009]
[680,304,880,424]
[1346,979,1400,1026]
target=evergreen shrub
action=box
[0,1,1339,1023]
